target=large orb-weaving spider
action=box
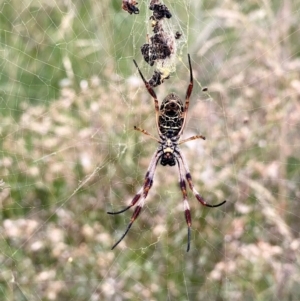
[108,54,226,251]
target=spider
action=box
[107,54,226,252]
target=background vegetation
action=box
[1,0,300,300]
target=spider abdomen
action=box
[159,93,184,138]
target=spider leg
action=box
[107,151,161,215]
[176,157,192,252]
[178,54,193,136]
[133,60,161,135]
[109,151,162,250]
[134,126,160,142]
[177,151,226,208]
[111,201,143,250]
[179,135,206,145]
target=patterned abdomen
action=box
[159,93,184,138]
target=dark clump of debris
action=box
[135,0,181,87]
[141,33,171,66]
[140,1,176,87]
[122,0,139,15]
[149,70,170,87]
[175,31,182,39]
[140,44,155,66]
[149,3,172,20]
[151,33,171,58]
[141,33,172,66]
[141,1,173,67]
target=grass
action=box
[1,0,300,300]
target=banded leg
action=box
[133,60,161,135]
[134,126,160,142]
[176,157,192,252]
[110,195,145,250]
[179,135,206,145]
[178,54,193,136]
[177,151,226,208]
[108,151,162,250]
[107,151,160,215]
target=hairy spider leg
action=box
[179,135,206,145]
[178,54,193,137]
[133,60,161,135]
[107,151,161,215]
[176,157,192,252]
[108,151,162,250]
[177,152,226,208]
[134,126,160,142]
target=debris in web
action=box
[141,33,172,67]
[148,70,170,87]
[140,0,180,87]
[175,31,182,40]
[122,0,139,15]
[149,2,172,20]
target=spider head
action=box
[160,138,176,166]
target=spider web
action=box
[1,0,300,300]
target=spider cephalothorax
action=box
[108,55,226,252]
[160,136,177,166]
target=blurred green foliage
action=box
[1,0,300,300]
